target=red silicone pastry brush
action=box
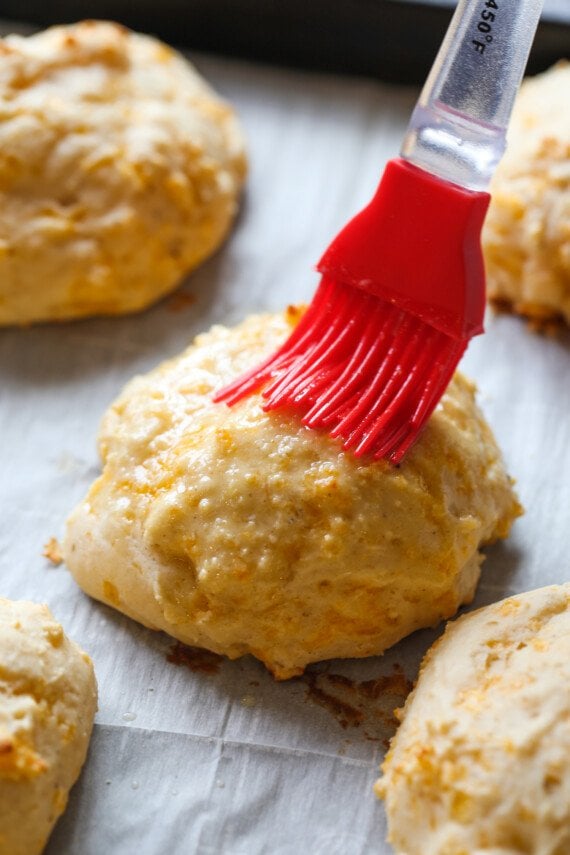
[215,0,544,463]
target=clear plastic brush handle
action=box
[401,0,544,190]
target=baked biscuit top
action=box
[0,21,246,324]
[65,309,521,678]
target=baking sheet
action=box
[1,20,569,855]
[2,2,569,83]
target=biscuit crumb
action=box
[166,642,223,675]
[43,537,63,566]
[166,291,196,313]
[302,664,413,738]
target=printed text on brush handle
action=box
[472,0,499,55]
[401,0,544,189]
[433,0,544,130]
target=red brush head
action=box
[214,158,490,464]
[317,158,490,341]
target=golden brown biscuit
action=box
[483,62,570,329]
[376,584,570,855]
[64,309,521,678]
[0,20,246,325]
[0,598,97,855]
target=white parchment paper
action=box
[0,21,569,855]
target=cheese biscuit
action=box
[0,20,246,325]
[377,584,570,855]
[483,62,570,328]
[0,598,97,855]
[64,309,521,678]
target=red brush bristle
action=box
[214,277,467,463]
[213,278,336,406]
[214,159,489,464]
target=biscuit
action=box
[0,598,97,855]
[63,308,521,679]
[376,584,570,855]
[0,20,246,325]
[483,62,570,328]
